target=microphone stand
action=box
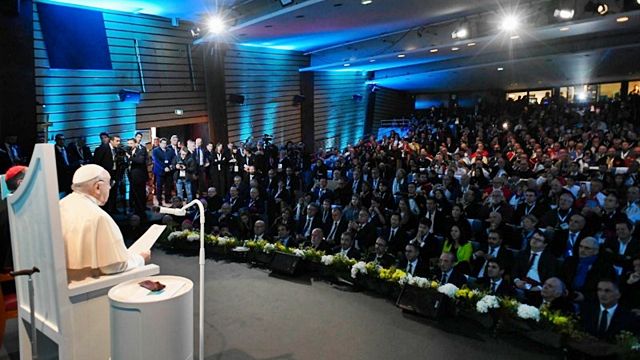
[177,200,206,360]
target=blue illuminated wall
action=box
[33,1,207,148]
[313,71,369,150]
[224,44,308,144]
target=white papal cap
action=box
[72,164,107,184]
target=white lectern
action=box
[109,275,194,360]
[7,144,159,359]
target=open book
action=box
[128,224,166,254]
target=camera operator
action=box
[172,148,196,202]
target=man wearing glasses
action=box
[60,164,151,282]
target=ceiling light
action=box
[585,1,609,15]
[361,0,373,4]
[499,14,520,32]
[369,59,376,62]
[617,16,629,22]
[343,63,350,67]
[207,16,226,34]
[279,0,294,6]
[451,47,459,51]
[451,28,468,39]
[429,48,438,53]
[510,34,520,39]
[554,8,575,19]
[467,42,476,46]
[559,27,570,31]
[497,67,504,71]
[397,54,406,58]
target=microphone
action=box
[153,206,186,216]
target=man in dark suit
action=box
[126,138,149,220]
[540,277,575,313]
[324,206,348,245]
[54,133,72,195]
[151,138,175,206]
[283,166,301,194]
[209,202,238,235]
[252,220,271,242]
[193,138,209,196]
[472,229,514,280]
[297,203,322,241]
[581,280,638,340]
[605,220,640,275]
[311,177,334,203]
[424,197,446,236]
[400,242,430,278]
[366,237,396,268]
[332,232,361,260]
[225,186,246,214]
[562,236,617,302]
[476,259,512,297]
[247,187,267,221]
[350,208,377,251]
[303,228,331,252]
[551,214,589,259]
[513,188,548,225]
[66,137,92,171]
[383,213,408,255]
[432,252,467,287]
[512,230,559,304]
[93,134,122,213]
[411,218,441,263]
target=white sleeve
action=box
[99,253,144,275]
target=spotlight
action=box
[499,15,520,32]
[208,16,226,34]
[190,27,201,38]
[585,1,609,15]
[361,0,373,4]
[451,28,468,39]
[577,92,588,101]
[554,8,575,19]
[279,0,294,6]
[502,122,509,130]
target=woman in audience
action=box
[442,224,473,274]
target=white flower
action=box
[186,233,200,242]
[350,261,368,278]
[263,243,276,253]
[217,237,229,246]
[321,255,334,266]
[517,304,540,322]
[437,283,459,298]
[293,249,306,257]
[398,275,409,286]
[167,231,184,241]
[476,295,500,313]
[415,277,429,289]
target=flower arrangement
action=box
[476,295,500,313]
[437,283,459,298]
[301,248,325,262]
[263,243,276,253]
[320,255,334,266]
[293,249,306,257]
[350,261,368,279]
[187,233,200,242]
[516,304,540,322]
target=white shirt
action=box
[406,259,418,275]
[526,251,543,283]
[60,192,144,280]
[599,303,618,331]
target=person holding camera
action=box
[173,148,196,202]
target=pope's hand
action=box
[140,250,151,264]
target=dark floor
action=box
[1,250,562,360]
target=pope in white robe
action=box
[60,164,150,281]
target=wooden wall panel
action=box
[33,2,207,149]
[224,45,308,145]
[313,72,369,151]
[372,86,414,134]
